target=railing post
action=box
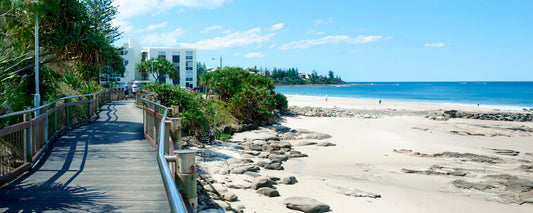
[174,150,198,212]
[153,104,158,143]
[88,97,92,119]
[23,113,32,163]
[66,98,70,126]
[169,105,182,150]
[43,102,49,145]
[164,120,171,154]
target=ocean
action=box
[274,82,533,110]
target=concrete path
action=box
[0,100,169,212]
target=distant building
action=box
[118,38,197,88]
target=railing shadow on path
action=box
[0,100,164,212]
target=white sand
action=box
[201,95,533,213]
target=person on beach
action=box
[379,99,382,104]
[124,84,129,99]
[131,84,138,99]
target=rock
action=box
[256,161,270,168]
[265,162,284,170]
[283,197,330,213]
[289,151,309,158]
[316,142,336,147]
[222,192,238,202]
[267,176,281,182]
[251,177,273,190]
[282,176,298,184]
[243,150,261,156]
[199,209,225,213]
[230,164,260,174]
[269,154,289,162]
[258,152,270,158]
[256,187,280,197]
[244,171,261,177]
[227,181,252,189]
[203,183,228,194]
[293,141,318,146]
[215,200,232,211]
[226,158,253,165]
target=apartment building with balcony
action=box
[118,38,197,88]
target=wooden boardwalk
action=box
[0,100,169,212]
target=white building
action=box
[118,39,197,88]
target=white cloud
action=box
[222,29,232,34]
[269,44,276,48]
[244,52,265,58]
[257,44,263,48]
[141,28,185,46]
[141,22,168,32]
[424,42,445,47]
[313,18,333,26]
[201,25,223,34]
[113,0,232,19]
[179,27,275,50]
[233,53,241,56]
[316,32,325,35]
[111,18,133,33]
[279,35,382,50]
[271,23,284,31]
[113,0,232,32]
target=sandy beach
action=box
[197,95,533,213]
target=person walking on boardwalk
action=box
[124,84,129,99]
[209,127,215,145]
[131,84,138,100]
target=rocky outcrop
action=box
[442,110,533,122]
[283,197,330,213]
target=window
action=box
[186,71,193,81]
[172,52,180,63]
[186,61,193,67]
[124,60,129,66]
[120,50,128,55]
[175,66,180,71]
[141,52,147,62]
[158,51,166,59]
[186,51,193,60]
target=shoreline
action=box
[284,94,531,112]
[196,95,533,212]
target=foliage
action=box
[267,68,345,85]
[0,0,122,116]
[200,67,286,124]
[136,58,177,82]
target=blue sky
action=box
[112,0,533,82]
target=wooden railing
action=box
[0,88,124,186]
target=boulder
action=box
[227,181,252,189]
[289,151,309,158]
[256,187,280,197]
[258,152,270,158]
[222,192,238,202]
[293,141,317,146]
[283,197,330,213]
[282,176,298,185]
[203,183,227,194]
[230,164,260,174]
[265,162,284,170]
[256,161,270,168]
[251,177,273,190]
[269,154,289,163]
[316,142,336,147]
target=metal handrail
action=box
[0,93,98,119]
[141,96,187,213]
